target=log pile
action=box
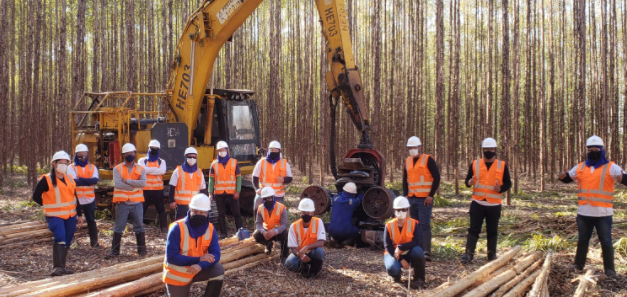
[0,221,87,247]
[0,237,276,297]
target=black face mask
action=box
[264,199,275,209]
[588,151,602,161]
[125,155,136,163]
[483,151,496,159]
[269,152,280,159]
[149,149,159,156]
[301,214,312,223]
[190,215,207,227]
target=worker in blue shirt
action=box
[328,182,363,247]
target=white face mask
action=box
[218,151,227,158]
[395,210,407,220]
[409,149,419,157]
[56,164,68,174]
[187,158,197,166]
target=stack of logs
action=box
[0,237,276,297]
[0,221,87,248]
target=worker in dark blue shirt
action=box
[328,182,363,247]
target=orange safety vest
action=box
[258,202,286,230]
[163,220,215,286]
[293,217,322,251]
[174,166,203,205]
[259,159,288,196]
[113,164,145,203]
[575,161,615,209]
[69,164,96,202]
[143,160,164,191]
[40,174,77,219]
[471,159,505,204]
[405,154,434,198]
[211,159,239,195]
[385,218,419,254]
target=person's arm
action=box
[383,226,395,256]
[153,159,167,176]
[124,166,147,188]
[235,165,242,192]
[397,221,422,252]
[402,163,409,196]
[287,225,299,255]
[80,165,100,186]
[169,170,179,203]
[255,207,266,233]
[32,177,49,206]
[499,164,512,193]
[427,156,441,197]
[113,166,134,191]
[75,195,83,217]
[353,193,364,206]
[275,207,288,234]
[199,172,208,193]
[139,158,156,175]
[465,163,474,187]
[559,165,578,183]
[166,224,202,266]
[252,162,261,191]
[283,162,293,184]
[168,185,176,203]
[198,228,221,270]
[208,177,215,193]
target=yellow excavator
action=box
[71,0,393,243]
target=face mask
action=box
[264,199,274,209]
[395,211,407,220]
[269,152,280,159]
[218,151,227,158]
[125,155,135,163]
[588,151,601,161]
[409,149,419,157]
[149,149,158,156]
[56,164,68,174]
[190,215,206,227]
[77,156,87,161]
[483,151,496,159]
[187,158,197,166]
[301,214,312,223]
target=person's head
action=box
[343,182,357,194]
[75,144,89,161]
[121,143,137,163]
[298,198,315,223]
[217,141,229,158]
[52,151,71,175]
[260,187,276,208]
[188,194,210,227]
[586,135,604,161]
[184,147,198,166]
[393,196,410,221]
[481,138,497,159]
[148,140,160,156]
[406,136,422,157]
[268,141,281,156]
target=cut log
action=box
[462,251,542,297]
[432,245,522,297]
[492,257,544,297]
[223,252,274,271]
[220,237,255,250]
[0,222,46,235]
[0,223,87,246]
[218,236,239,247]
[225,254,279,276]
[221,238,257,253]
[573,269,596,297]
[220,244,264,264]
[528,250,553,297]
[502,269,542,297]
[132,283,165,296]
[541,278,549,297]
[82,273,162,297]
[0,237,53,248]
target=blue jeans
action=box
[284,247,325,272]
[46,215,77,246]
[384,246,425,277]
[253,194,284,214]
[409,197,433,253]
[114,203,145,234]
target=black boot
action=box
[601,244,616,278]
[461,233,479,264]
[392,274,402,283]
[280,240,289,264]
[106,232,122,259]
[61,246,74,274]
[50,243,65,276]
[422,229,433,261]
[487,235,498,261]
[136,232,147,256]
[88,223,100,248]
[309,259,323,278]
[573,241,589,270]
[158,211,169,234]
[203,278,224,297]
[264,241,273,255]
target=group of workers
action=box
[31,133,623,295]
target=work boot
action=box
[61,246,74,274]
[487,235,498,261]
[461,233,478,264]
[601,244,616,278]
[341,235,358,247]
[280,240,289,264]
[460,253,474,265]
[136,232,147,256]
[264,241,274,255]
[309,259,323,279]
[50,243,65,277]
[300,265,311,278]
[203,278,224,297]
[106,232,122,259]
[88,223,100,248]
[422,229,433,261]
[392,275,402,283]
[159,212,169,234]
[410,279,427,290]
[573,241,589,270]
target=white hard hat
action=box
[482,138,497,148]
[52,151,71,162]
[148,140,161,149]
[260,187,275,198]
[75,144,89,153]
[189,194,211,211]
[586,135,604,147]
[185,147,198,155]
[121,143,137,154]
[217,141,229,150]
[298,198,316,212]
[268,141,281,150]
[406,136,422,147]
[343,182,357,194]
[393,196,410,209]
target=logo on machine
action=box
[217,0,245,25]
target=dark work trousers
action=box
[81,200,97,228]
[143,190,166,215]
[575,214,615,273]
[253,229,289,259]
[466,200,501,257]
[214,194,244,236]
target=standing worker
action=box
[163,194,224,297]
[68,144,100,248]
[107,143,147,258]
[460,137,511,264]
[403,136,440,261]
[253,187,289,263]
[383,196,425,288]
[208,141,243,239]
[32,151,83,276]
[252,141,293,213]
[328,182,363,247]
[169,147,208,220]
[139,140,168,234]
[285,198,326,278]
[558,135,626,278]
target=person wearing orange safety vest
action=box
[285,198,326,278]
[253,187,289,263]
[169,147,208,220]
[558,135,626,278]
[138,140,168,234]
[461,138,512,264]
[32,151,83,276]
[67,144,100,248]
[252,140,293,213]
[383,196,425,288]
[208,141,243,239]
[107,143,147,258]
[164,194,223,297]
[402,136,440,261]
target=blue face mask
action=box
[125,155,135,163]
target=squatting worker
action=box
[402,136,440,261]
[558,135,627,278]
[139,140,168,233]
[68,144,100,247]
[328,182,363,247]
[285,198,326,278]
[33,151,83,276]
[208,141,243,239]
[107,143,147,258]
[460,137,512,264]
[252,140,293,213]
[253,187,289,263]
[169,147,208,220]
[164,194,224,297]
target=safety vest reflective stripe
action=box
[471,159,505,204]
[41,174,77,219]
[406,155,434,197]
[261,159,286,195]
[163,220,214,286]
[113,164,144,203]
[213,160,237,194]
[70,164,96,199]
[260,203,284,229]
[576,162,614,208]
[175,166,202,204]
[143,160,163,190]
[294,218,319,250]
[385,218,417,254]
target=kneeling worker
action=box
[285,198,326,278]
[253,187,289,262]
[328,182,363,247]
[163,194,224,297]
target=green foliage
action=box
[95,209,112,220]
[433,195,450,207]
[385,181,403,192]
[614,237,627,258]
[18,201,38,208]
[524,233,573,252]
[433,217,469,235]
[432,237,465,260]
[512,190,534,201]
